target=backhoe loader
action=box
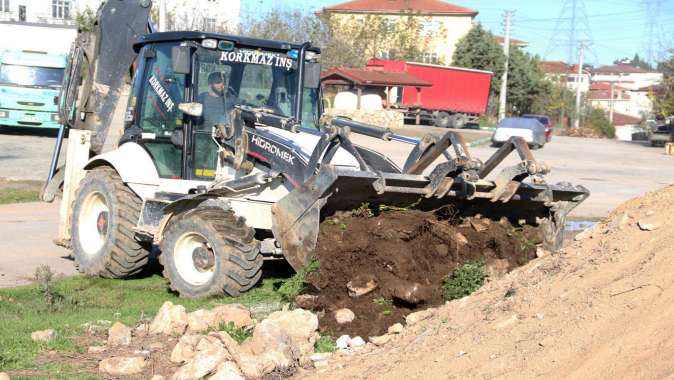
[44,0,589,298]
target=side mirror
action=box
[304,62,321,89]
[171,46,191,75]
[178,102,203,117]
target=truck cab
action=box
[0,50,66,129]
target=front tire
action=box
[71,167,149,278]
[434,112,451,128]
[159,206,262,298]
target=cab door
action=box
[133,43,187,179]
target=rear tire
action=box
[159,206,262,298]
[71,167,149,278]
[450,114,467,129]
[434,112,451,128]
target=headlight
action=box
[0,110,8,118]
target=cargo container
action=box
[367,59,492,128]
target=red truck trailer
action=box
[367,59,493,128]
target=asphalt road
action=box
[1,130,673,287]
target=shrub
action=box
[278,260,320,302]
[442,262,488,301]
[584,107,616,138]
[314,335,336,353]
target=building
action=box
[540,60,591,93]
[591,64,663,91]
[321,0,478,65]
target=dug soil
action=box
[308,209,541,338]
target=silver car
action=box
[492,117,547,149]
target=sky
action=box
[239,0,674,66]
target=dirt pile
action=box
[307,209,541,337]
[298,185,674,380]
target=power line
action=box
[544,0,596,64]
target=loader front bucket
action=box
[272,163,589,271]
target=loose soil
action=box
[308,209,541,337]
[298,184,674,380]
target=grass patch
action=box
[442,262,488,301]
[218,321,253,344]
[277,260,319,302]
[0,273,285,371]
[372,297,394,316]
[0,188,40,204]
[314,335,336,353]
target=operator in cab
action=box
[197,71,232,129]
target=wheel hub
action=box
[192,244,215,272]
[96,211,109,236]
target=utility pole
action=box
[573,40,587,129]
[159,0,167,32]
[498,10,514,122]
[608,80,615,124]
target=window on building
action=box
[52,0,71,19]
[203,17,216,31]
[0,0,9,13]
[421,52,438,64]
[421,20,440,36]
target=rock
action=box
[335,335,350,350]
[638,221,659,231]
[211,304,254,329]
[387,323,404,334]
[149,301,188,336]
[171,337,229,380]
[470,219,487,232]
[209,361,245,380]
[368,334,391,346]
[346,275,378,297]
[232,321,298,379]
[392,280,433,304]
[453,232,469,245]
[485,259,510,278]
[108,322,132,346]
[186,309,215,333]
[262,308,318,359]
[405,309,434,326]
[349,336,365,348]
[134,323,149,337]
[310,352,332,363]
[99,356,147,376]
[334,308,355,324]
[536,248,549,258]
[88,346,107,354]
[0,372,9,380]
[31,329,55,342]
[574,228,593,241]
[293,294,319,309]
[170,334,204,364]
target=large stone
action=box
[211,304,254,329]
[209,361,245,380]
[335,335,350,350]
[368,334,391,346]
[231,321,298,379]
[31,329,55,342]
[99,356,147,376]
[149,302,188,336]
[108,322,132,346]
[387,323,404,334]
[405,309,435,326]
[170,334,204,364]
[262,308,318,358]
[171,337,230,380]
[391,280,433,304]
[186,309,215,333]
[334,308,355,324]
[346,275,378,297]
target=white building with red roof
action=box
[539,61,591,93]
[321,0,478,65]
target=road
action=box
[1,131,673,287]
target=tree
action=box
[74,6,96,33]
[653,50,674,117]
[613,53,653,70]
[452,24,505,97]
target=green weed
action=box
[314,335,336,353]
[218,321,253,344]
[442,262,488,301]
[278,260,320,302]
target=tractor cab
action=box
[125,32,322,181]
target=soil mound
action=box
[299,185,674,380]
[309,209,541,337]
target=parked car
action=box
[648,122,673,147]
[521,114,552,142]
[492,117,547,149]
